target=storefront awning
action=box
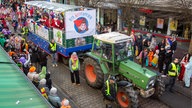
[97,2,119,9]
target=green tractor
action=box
[82,32,165,108]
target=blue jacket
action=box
[48,94,61,108]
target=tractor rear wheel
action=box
[83,57,104,88]
[152,76,165,98]
[117,87,139,108]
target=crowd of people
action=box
[0,1,191,108]
[129,31,192,90]
[0,2,72,108]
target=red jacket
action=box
[45,19,50,28]
[51,18,55,27]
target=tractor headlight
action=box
[146,79,155,89]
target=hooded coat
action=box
[39,66,46,80]
[48,87,61,108]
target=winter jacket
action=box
[39,66,46,80]
[48,94,61,108]
[171,41,177,51]
[45,73,52,90]
[164,51,173,64]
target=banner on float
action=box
[139,16,146,26]
[35,24,49,40]
[65,10,96,39]
[169,18,178,31]
[157,18,164,29]
[53,28,63,45]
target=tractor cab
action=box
[91,32,133,74]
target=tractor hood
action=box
[118,60,157,90]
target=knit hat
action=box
[29,66,36,72]
[109,76,116,81]
[50,87,57,95]
[71,52,78,61]
[74,18,86,27]
[39,79,46,85]
[62,99,69,106]
[33,74,39,81]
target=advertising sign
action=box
[169,18,178,31]
[157,18,164,29]
[53,28,63,45]
[139,16,146,26]
[35,24,49,40]
[65,10,96,39]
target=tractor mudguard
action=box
[84,53,100,63]
[85,53,109,74]
[117,81,132,88]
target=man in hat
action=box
[102,76,117,102]
[69,52,80,85]
[166,58,179,92]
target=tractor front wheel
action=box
[83,57,104,88]
[117,87,139,108]
[152,76,165,98]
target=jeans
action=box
[51,53,57,65]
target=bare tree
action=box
[78,0,104,7]
[116,0,150,35]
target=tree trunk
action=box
[74,0,78,5]
[189,38,192,54]
[127,20,132,36]
[189,22,192,54]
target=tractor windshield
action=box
[115,42,128,61]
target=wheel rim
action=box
[117,91,129,108]
[85,64,96,83]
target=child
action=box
[138,48,148,65]
[151,50,159,68]
[126,40,134,61]
[61,98,71,108]
[146,48,154,66]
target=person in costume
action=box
[178,53,190,81]
[39,66,47,80]
[151,50,159,68]
[38,78,50,96]
[184,56,192,88]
